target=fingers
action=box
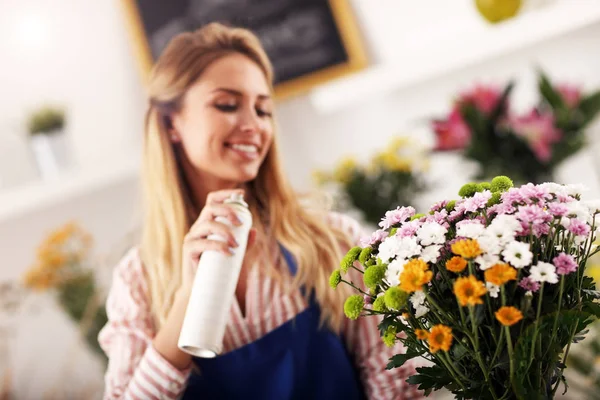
[185,220,238,248]
[193,203,243,230]
[205,189,245,206]
[186,238,234,266]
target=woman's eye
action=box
[215,104,237,112]
[256,108,272,117]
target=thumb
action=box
[247,228,257,248]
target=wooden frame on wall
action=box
[120,0,368,100]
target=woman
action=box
[99,23,421,399]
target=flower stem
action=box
[505,325,515,386]
[547,276,565,357]
[527,282,545,369]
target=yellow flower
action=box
[428,325,453,353]
[451,239,483,259]
[399,259,433,293]
[446,256,467,273]
[587,265,600,284]
[332,157,358,184]
[454,275,487,306]
[22,266,59,291]
[415,329,429,340]
[387,137,411,153]
[484,263,517,286]
[311,170,330,186]
[495,306,523,326]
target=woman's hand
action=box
[153,188,255,370]
[179,188,248,296]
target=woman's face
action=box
[171,53,274,185]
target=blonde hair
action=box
[140,23,353,333]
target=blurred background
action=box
[1,0,600,398]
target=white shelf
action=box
[310,1,600,114]
[0,157,140,223]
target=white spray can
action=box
[178,193,252,358]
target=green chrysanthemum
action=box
[445,200,457,212]
[487,191,502,207]
[365,258,376,267]
[344,295,364,320]
[340,246,362,273]
[384,287,409,310]
[329,269,342,289]
[479,182,491,191]
[363,265,386,289]
[358,247,373,265]
[382,325,397,348]
[372,295,388,312]
[490,176,513,193]
[458,182,480,198]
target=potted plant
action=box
[27,106,70,180]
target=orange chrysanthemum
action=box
[415,329,429,340]
[495,306,523,326]
[451,239,483,259]
[399,259,433,293]
[428,325,453,353]
[454,275,487,306]
[484,263,517,286]
[446,256,468,273]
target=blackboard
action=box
[122,0,367,99]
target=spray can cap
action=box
[225,192,248,208]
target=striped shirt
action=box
[98,212,423,399]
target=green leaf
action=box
[579,90,600,127]
[582,301,600,318]
[386,349,425,370]
[406,365,453,395]
[538,71,566,110]
[582,289,600,300]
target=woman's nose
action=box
[238,109,262,133]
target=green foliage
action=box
[28,106,65,135]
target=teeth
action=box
[230,144,258,153]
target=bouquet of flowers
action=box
[432,72,600,184]
[313,137,427,226]
[22,222,107,361]
[331,176,600,399]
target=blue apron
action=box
[181,246,365,400]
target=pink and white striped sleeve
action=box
[98,248,191,400]
[330,212,424,399]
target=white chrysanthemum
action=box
[539,182,565,195]
[486,282,500,298]
[502,241,533,269]
[378,236,402,263]
[456,221,485,239]
[384,258,406,287]
[565,184,589,196]
[396,237,422,260]
[410,291,429,318]
[565,202,592,224]
[488,215,521,243]
[478,232,502,256]
[421,245,442,264]
[414,304,430,318]
[475,253,500,271]
[529,262,559,284]
[417,222,448,246]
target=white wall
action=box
[1,0,600,398]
